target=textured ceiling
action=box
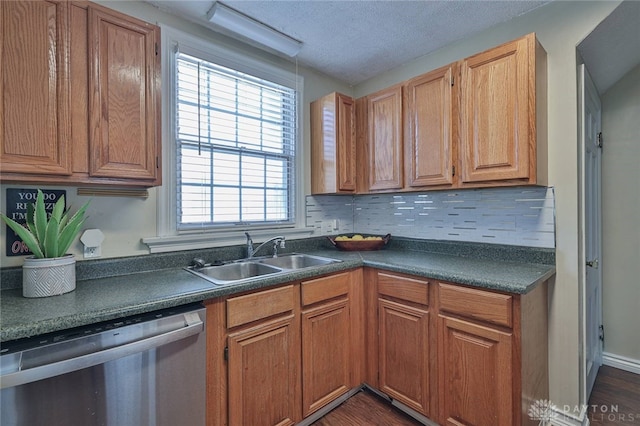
[147,0,640,91]
[147,0,551,85]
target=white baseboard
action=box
[602,352,640,375]
[548,407,589,426]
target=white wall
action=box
[601,64,640,363]
[352,0,621,416]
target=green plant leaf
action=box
[44,215,59,258]
[26,203,37,236]
[33,190,47,253]
[50,195,65,225]
[0,214,44,258]
[57,200,90,255]
[57,218,85,256]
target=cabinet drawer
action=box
[438,283,513,328]
[377,272,429,306]
[301,272,350,306]
[227,285,295,328]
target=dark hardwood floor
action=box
[588,366,640,425]
[311,390,423,426]
[312,366,640,425]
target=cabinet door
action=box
[378,298,430,416]
[367,86,403,191]
[228,315,298,426]
[301,298,351,416]
[460,35,531,183]
[310,93,356,194]
[0,0,72,176]
[88,6,160,182]
[405,64,455,188]
[439,315,513,426]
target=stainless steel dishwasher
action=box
[0,303,206,426]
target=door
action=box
[0,1,72,176]
[404,64,456,188]
[459,35,531,183]
[580,64,603,398]
[301,298,350,416]
[88,6,160,181]
[227,315,298,426]
[367,86,403,191]
[378,298,430,416]
[439,316,513,426]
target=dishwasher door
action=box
[0,303,206,426]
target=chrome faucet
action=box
[245,232,285,258]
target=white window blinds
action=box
[176,52,297,229]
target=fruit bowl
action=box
[328,234,391,251]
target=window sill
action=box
[142,227,316,253]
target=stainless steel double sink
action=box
[184,253,342,286]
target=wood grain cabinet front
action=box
[300,270,363,417]
[0,0,161,187]
[373,271,432,417]
[351,32,546,194]
[88,5,161,184]
[205,268,547,426]
[0,0,72,177]
[404,63,457,189]
[365,85,404,192]
[225,285,301,426]
[459,33,547,186]
[437,281,548,426]
[311,92,357,194]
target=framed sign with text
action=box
[4,189,66,257]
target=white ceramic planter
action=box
[22,255,76,298]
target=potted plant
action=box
[1,190,89,298]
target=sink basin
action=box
[186,262,282,285]
[257,253,341,270]
[185,253,341,286]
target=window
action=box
[175,51,297,229]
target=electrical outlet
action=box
[84,246,101,259]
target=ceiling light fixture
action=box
[207,2,303,57]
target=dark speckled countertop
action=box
[0,237,555,343]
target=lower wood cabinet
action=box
[376,272,431,417]
[225,285,299,426]
[439,315,513,426]
[205,267,547,426]
[436,281,548,426]
[301,272,353,416]
[204,270,362,426]
[228,315,299,426]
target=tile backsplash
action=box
[306,186,555,248]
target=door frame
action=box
[578,63,603,403]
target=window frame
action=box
[144,26,310,253]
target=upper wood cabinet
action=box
[311,92,356,194]
[88,6,160,182]
[0,1,161,187]
[345,33,546,194]
[0,1,72,176]
[366,85,404,191]
[459,33,546,185]
[404,63,457,189]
